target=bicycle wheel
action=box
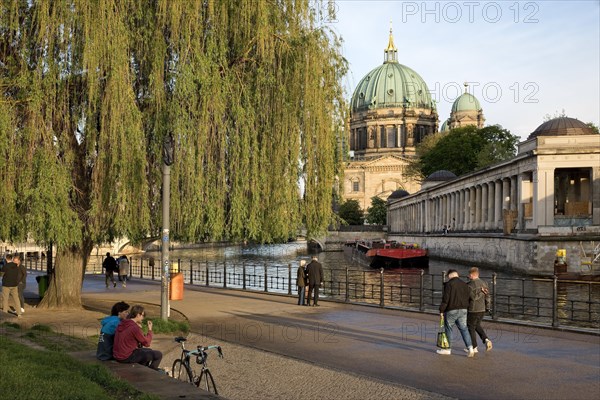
[197,368,218,395]
[172,359,193,383]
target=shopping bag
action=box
[436,315,449,349]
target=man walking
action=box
[467,267,493,352]
[437,269,474,357]
[306,256,323,306]
[103,252,117,288]
[2,253,23,317]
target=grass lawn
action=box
[0,324,158,400]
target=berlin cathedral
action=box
[343,28,485,211]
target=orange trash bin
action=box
[170,272,184,300]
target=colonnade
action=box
[389,174,525,234]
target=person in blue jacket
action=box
[96,301,130,360]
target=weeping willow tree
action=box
[0,0,347,308]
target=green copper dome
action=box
[351,28,434,113]
[451,92,482,113]
[440,119,450,132]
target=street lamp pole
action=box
[161,133,175,321]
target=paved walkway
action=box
[20,272,600,400]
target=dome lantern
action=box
[384,22,398,64]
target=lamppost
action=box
[161,132,175,321]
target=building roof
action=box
[387,189,410,201]
[527,117,596,139]
[451,92,482,113]
[425,170,457,182]
[350,29,434,113]
[440,119,450,132]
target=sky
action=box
[320,0,600,140]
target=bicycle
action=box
[171,336,223,394]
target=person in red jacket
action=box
[113,305,162,370]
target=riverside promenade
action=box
[23,272,600,400]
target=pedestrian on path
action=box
[113,305,162,370]
[467,267,493,352]
[437,269,474,357]
[15,254,26,313]
[118,255,130,287]
[306,256,323,306]
[97,301,130,360]
[103,252,117,288]
[1,253,23,317]
[296,260,307,305]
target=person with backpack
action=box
[102,253,117,288]
[467,267,493,352]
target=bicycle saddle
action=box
[174,336,187,343]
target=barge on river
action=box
[343,240,429,269]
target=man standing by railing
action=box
[467,267,493,352]
[306,256,323,307]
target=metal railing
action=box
[27,256,600,330]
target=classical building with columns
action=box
[343,28,438,211]
[387,117,600,274]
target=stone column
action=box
[593,166,600,225]
[481,184,488,230]
[475,186,482,230]
[487,182,495,230]
[495,180,502,230]
[469,187,476,230]
[464,189,470,230]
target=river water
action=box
[140,241,599,329]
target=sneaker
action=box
[464,347,479,353]
[485,339,493,351]
[467,347,475,358]
[20,308,25,313]
[436,349,451,355]
[113,282,117,288]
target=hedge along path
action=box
[0,1,347,308]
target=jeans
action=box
[1,286,21,315]
[307,285,320,305]
[467,312,488,349]
[118,348,163,370]
[444,309,472,349]
[297,286,305,305]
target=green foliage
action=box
[0,1,347,305]
[415,125,518,177]
[586,122,599,134]
[144,318,189,335]
[0,337,157,399]
[338,200,364,225]
[365,197,387,225]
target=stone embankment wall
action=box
[385,234,599,275]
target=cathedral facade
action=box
[343,29,438,211]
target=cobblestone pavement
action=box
[162,332,452,400]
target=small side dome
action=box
[451,92,482,113]
[440,119,450,132]
[528,117,596,139]
[387,189,410,202]
[425,170,457,182]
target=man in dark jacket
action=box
[306,256,323,306]
[296,260,307,306]
[103,252,117,288]
[2,253,23,317]
[15,254,26,313]
[467,267,492,352]
[438,269,474,357]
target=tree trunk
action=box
[38,244,91,309]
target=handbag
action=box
[96,332,115,361]
[436,315,450,349]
